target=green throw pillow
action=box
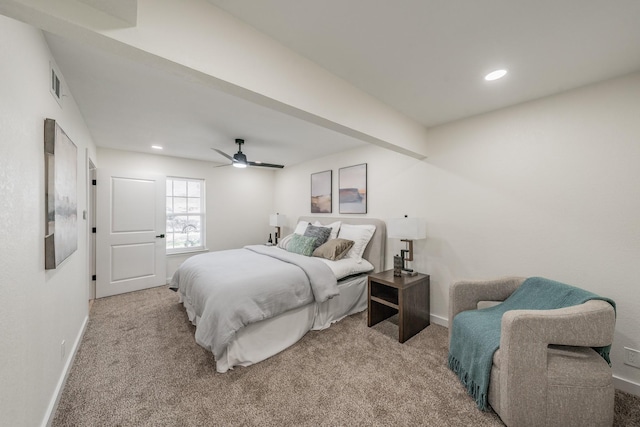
[287,234,317,256]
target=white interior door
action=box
[96,169,166,298]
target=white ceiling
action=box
[209,0,640,127]
[45,0,640,166]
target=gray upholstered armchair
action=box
[449,277,616,427]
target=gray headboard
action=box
[298,216,387,273]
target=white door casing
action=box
[89,161,96,300]
[96,170,166,298]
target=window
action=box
[166,177,205,253]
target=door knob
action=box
[156,234,165,238]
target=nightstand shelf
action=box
[369,281,398,307]
[367,270,430,343]
[369,295,398,309]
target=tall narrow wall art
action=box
[339,163,367,214]
[44,118,78,269]
[311,170,332,213]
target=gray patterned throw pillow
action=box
[303,224,332,251]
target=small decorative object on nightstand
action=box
[393,255,403,277]
[368,269,430,343]
[269,213,286,244]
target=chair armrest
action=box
[501,299,615,349]
[448,277,525,342]
[497,299,615,425]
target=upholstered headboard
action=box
[298,216,386,273]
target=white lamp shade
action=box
[387,217,426,240]
[269,214,287,227]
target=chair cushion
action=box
[547,346,614,426]
[492,346,611,387]
[546,345,612,387]
[489,345,613,419]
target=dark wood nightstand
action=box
[367,270,430,343]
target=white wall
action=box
[97,148,277,279]
[0,16,97,426]
[274,72,640,393]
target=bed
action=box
[170,216,386,373]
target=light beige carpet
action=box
[53,286,640,426]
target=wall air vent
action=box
[50,61,63,107]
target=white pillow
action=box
[337,223,376,262]
[293,221,310,235]
[313,220,341,240]
[277,233,294,249]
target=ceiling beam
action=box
[0,0,429,159]
[77,0,137,25]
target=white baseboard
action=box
[613,375,640,397]
[430,313,448,327]
[42,315,89,427]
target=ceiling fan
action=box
[211,138,284,169]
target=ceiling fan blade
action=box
[247,161,284,169]
[211,148,234,162]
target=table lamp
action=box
[269,213,287,244]
[387,215,426,276]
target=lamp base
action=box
[402,269,418,277]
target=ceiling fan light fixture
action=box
[233,152,248,166]
[233,151,248,168]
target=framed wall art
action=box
[44,118,78,269]
[339,163,367,214]
[311,170,332,213]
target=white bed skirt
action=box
[216,275,368,373]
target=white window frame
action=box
[166,177,206,254]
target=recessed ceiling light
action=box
[484,69,508,81]
[151,145,163,150]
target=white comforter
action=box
[170,245,339,359]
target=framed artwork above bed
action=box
[311,170,332,213]
[339,163,367,214]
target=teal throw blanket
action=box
[447,277,615,411]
